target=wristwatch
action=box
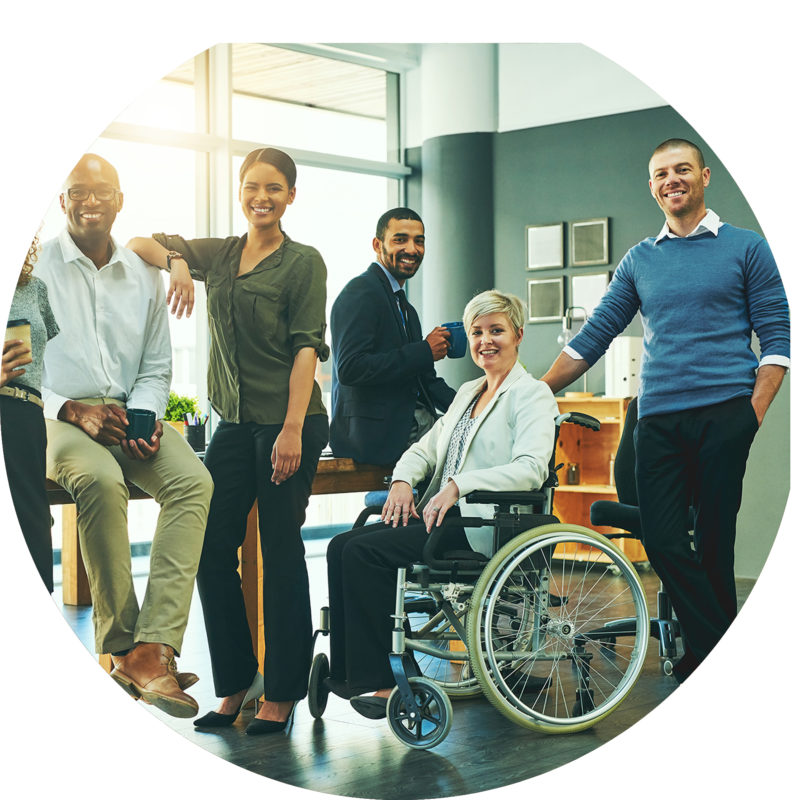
[165,250,186,272]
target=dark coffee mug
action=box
[442,321,467,358]
[185,422,207,453]
[126,408,156,442]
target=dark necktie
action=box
[395,289,409,329]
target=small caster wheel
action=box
[308,652,330,719]
[662,659,674,677]
[387,677,452,750]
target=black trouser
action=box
[326,513,469,693]
[634,395,758,668]
[196,414,328,701]
[0,394,53,593]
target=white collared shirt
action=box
[654,207,721,241]
[565,208,790,370]
[37,229,172,419]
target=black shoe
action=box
[349,695,388,720]
[245,702,297,736]
[193,671,263,728]
[194,710,239,728]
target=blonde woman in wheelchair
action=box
[325,289,558,719]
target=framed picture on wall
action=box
[527,277,564,323]
[570,217,609,266]
[569,271,612,319]
[526,222,564,269]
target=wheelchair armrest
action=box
[464,490,547,507]
[590,500,642,538]
[590,500,696,540]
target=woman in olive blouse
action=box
[128,147,329,735]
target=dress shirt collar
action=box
[375,261,403,293]
[655,208,721,242]
[57,227,129,270]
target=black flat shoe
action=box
[349,695,388,720]
[245,702,297,736]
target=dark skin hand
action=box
[425,326,451,361]
[58,401,162,459]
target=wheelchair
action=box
[308,412,650,750]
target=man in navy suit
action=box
[330,208,456,465]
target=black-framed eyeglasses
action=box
[65,186,120,202]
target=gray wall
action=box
[407,105,790,580]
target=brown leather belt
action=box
[0,385,44,408]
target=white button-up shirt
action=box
[37,229,172,420]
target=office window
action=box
[231,44,390,161]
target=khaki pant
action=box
[46,399,213,655]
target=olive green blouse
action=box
[153,232,329,425]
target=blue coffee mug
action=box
[442,321,467,358]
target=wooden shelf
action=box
[557,484,617,494]
[554,396,647,564]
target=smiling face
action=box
[468,312,523,377]
[373,218,425,284]
[239,161,295,230]
[60,156,123,246]
[648,144,710,229]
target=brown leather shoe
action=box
[111,643,199,718]
[167,653,199,690]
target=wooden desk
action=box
[47,455,390,669]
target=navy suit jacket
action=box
[329,262,456,464]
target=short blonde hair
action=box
[463,289,525,332]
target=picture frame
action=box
[570,217,609,266]
[569,271,612,319]
[527,277,564,323]
[526,222,564,270]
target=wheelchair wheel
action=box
[466,523,648,734]
[405,592,482,698]
[308,652,330,719]
[386,677,453,750]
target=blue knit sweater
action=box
[569,223,790,418]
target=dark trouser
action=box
[196,414,328,701]
[634,395,758,669]
[0,394,53,593]
[326,514,469,693]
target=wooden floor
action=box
[57,544,754,800]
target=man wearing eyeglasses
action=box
[35,153,213,718]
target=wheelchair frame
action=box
[309,412,650,750]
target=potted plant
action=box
[163,391,199,435]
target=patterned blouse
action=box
[440,388,485,492]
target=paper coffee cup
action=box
[5,319,31,353]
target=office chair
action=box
[589,396,687,675]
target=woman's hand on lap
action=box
[382,481,419,527]
[422,480,459,533]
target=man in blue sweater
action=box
[542,138,789,683]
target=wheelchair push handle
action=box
[556,411,600,431]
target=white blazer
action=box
[392,361,558,555]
